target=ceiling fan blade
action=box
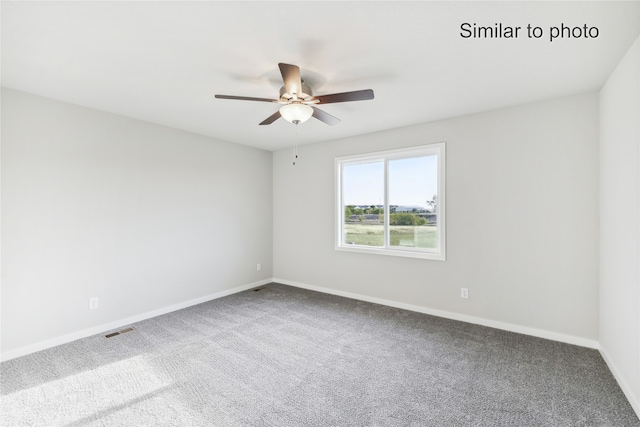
[278,63,303,97]
[215,95,277,103]
[259,110,282,125]
[313,89,374,104]
[312,107,341,126]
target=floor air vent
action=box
[104,327,135,338]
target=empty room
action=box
[1,1,639,426]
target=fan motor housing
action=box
[279,84,313,101]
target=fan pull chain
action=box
[293,123,299,166]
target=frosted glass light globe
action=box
[279,103,313,124]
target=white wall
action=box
[274,92,599,345]
[599,35,640,414]
[1,88,273,358]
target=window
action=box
[335,143,445,260]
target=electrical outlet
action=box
[89,297,99,310]
[257,263,262,271]
[460,288,469,299]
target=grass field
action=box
[344,224,437,249]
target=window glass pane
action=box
[388,155,438,249]
[342,161,384,247]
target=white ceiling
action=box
[2,1,639,151]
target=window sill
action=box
[335,244,446,261]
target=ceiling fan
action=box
[215,63,374,126]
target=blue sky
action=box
[343,155,437,208]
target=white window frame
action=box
[335,142,446,261]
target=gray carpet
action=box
[1,283,638,426]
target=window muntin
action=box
[336,143,445,260]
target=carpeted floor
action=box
[1,283,638,426]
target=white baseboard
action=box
[273,277,600,350]
[0,279,271,362]
[599,346,640,419]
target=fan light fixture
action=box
[279,103,313,124]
